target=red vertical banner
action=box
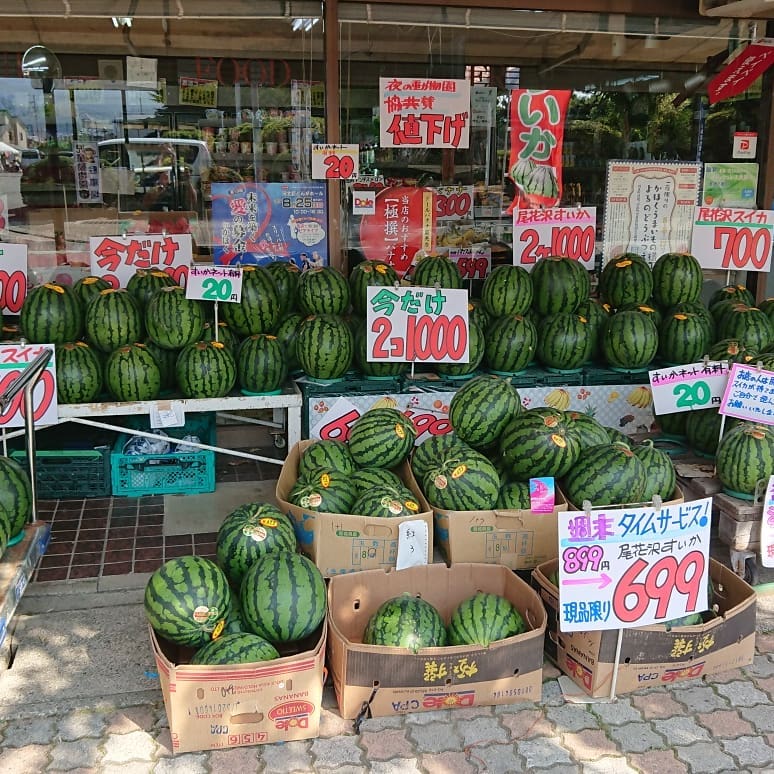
[508,90,571,210]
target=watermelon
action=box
[561,442,647,507]
[201,321,240,353]
[216,502,297,587]
[299,440,357,478]
[363,593,446,652]
[709,284,755,311]
[72,275,111,310]
[354,326,408,379]
[143,340,179,391]
[221,266,281,335]
[658,312,711,365]
[496,481,532,510]
[274,313,304,374]
[145,286,205,350]
[265,260,300,314]
[240,550,326,643]
[447,592,525,646]
[85,289,143,353]
[633,439,676,501]
[485,315,537,374]
[349,260,399,317]
[536,313,592,372]
[435,321,484,379]
[191,632,279,665]
[565,411,612,450]
[521,164,559,201]
[530,256,590,316]
[652,252,704,308]
[707,338,757,365]
[410,434,467,484]
[223,596,246,635]
[20,282,83,344]
[715,422,774,498]
[126,269,178,310]
[668,301,715,341]
[351,486,421,518]
[658,412,687,439]
[105,343,161,402]
[0,455,32,537]
[289,467,359,514]
[717,306,772,353]
[599,256,653,308]
[499,409,582,481]
[298,267,350,316]
[421,448,500,510]
[685,409,739,457]
[411,255,462,289]
[176,341,237,399]
[237,334,286,393]
[296,314,353,380]
[55,341,102,403]
[606,426,633,444]
[468,301,490,334]
[348,408,417,468]
[481,265,533,317]
[617,302,662,330]
[144,556,232,648]
[351,467,404,493]
[449,373,521,450]
[576,298,611,361]
[0,510,11,559]
[759,297,774,318]
[602,310,658,370]
[710,299,747,329]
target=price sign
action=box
[185,265,242,303]
[0,343,57,429]
[513,207,597,269]
[435,185,474,221]
[691,205,774,273]
[448,245,491,280]
[311,144,359,180]
[0,243,28,315]
[557,497,712,632]
[719,362,774,425]
[649,361,730,416]
[366,286,469,364]
[762,476,774,569]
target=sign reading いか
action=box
[0,343,57,429]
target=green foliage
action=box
[647,95,692,159]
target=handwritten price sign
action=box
[649,361,730,416]
[0,243,28,315]
[185,265,242,303]
[0,344,57,428]
[448,245,491,280]
[691,206,774,273]
[435,185,474,221]
[557,497,712,632]
[719,362,774,425]
[514,207,597,269]
[365,286,469,364]
[311,144,359,180]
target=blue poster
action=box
[211,182,328,268]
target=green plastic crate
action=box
[11,446,112,500]
[582,365,652,386]
[110,414,216,497]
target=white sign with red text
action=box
[448,245,491,281]
[185,265,242,303]
[649,360,730,416]
[435,185,474,221]
[0,243,28,316]
[513,207,597,269]
[311,144,359,180]
[0,343,57,428]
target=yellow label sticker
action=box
[259,517,279,529]
[551,433,566,448]
[212,618,225,640]
[674,313,688,321]
[266,335,277,340]
[578,315,587,324]
[320,473,331,488]
[616,260,632,268]
[212,341,225,349]
[395,424,406,440]
[639,306,655,313]
[44,283,65,293]
[451,464,467,479]
[375,264,387,274]
[84,276,99,285]
[405,500,419,512]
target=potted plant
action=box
[261,116,291,155]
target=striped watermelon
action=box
[536,313,592,372]
[481,265,533,317]
[469,301,490,333]
[410,434,467,484]
[126,269,178,310]
[143,341,179,391]
[602,310,658,370]
[421,447,500,510]
[274,313,304,373]
[685,409,738,457]
[576,298,611,361]
[530,256,590,316]
[298,267,350,315]
[363,593,446,652]
[191,632,279,665]
[715,422,774,498]
[485,315,537,374]
[351,467,404,493]
[201,321,240,353]
[633,440,676,501]
[265,260,300,314]
[436,320,485,379]
[224,596,246,635]
[299,440,357,478]
[289,468,359,514]
[240,550,326,643]
[496,481,531,510]
[717,306,772,353]
[658,412,687,439]
[565,411,612,450]
[72,275,111,309]
[221,266,281,335]
[55,341,102,403]
[176,341,236,398]
[20,282,83,344]
[499,409,582,480]
[0,455,32,537]
[449,373,521,450]
[349,260,400,316]
[296,314,353,380]
[759,298,774,318]
[607,426,633,444]
[105,343,161,402]
[561,442,647,507]
[617,302,662,330]
[447,592,525,646]
[348,408,417,468]
[0,510,11,559]
[237,334,286,393]
[216,502,297,587]
[85,289,143,353]
[354,326,408,379]
[145,286,205,349]
[351,486,421,518]
[707,338,757,365]
[710,299,746,330]
[652,252,704,307]
[411,254,462,289]
[600,256,653,308]
[658,312,711,365]
[709,284,755,311]
[144,556,232,648]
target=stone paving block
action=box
[628,749,688,774]
[310,736,365,768]
[562,729,618,761]
[153,753,208,773]
[449,705,494,720]
[543,662,562,679]
[722,736,774,767]
[529,766,580,774]
[313,767,368,774]
[500,708,554,739]
[458,715,508,748]
[703,668,747,684]
[56,711,106,741]
[47,738,100,770]
[629,691,687,719]
[578,757,638,773]
[105,706,156,735]
[100,763,154,774]
[260,740,313,773]
[420,751,477,774]
[319,707,356,738]
[407,722,463,754]
[468,742,524,772]
[751,675,774,696]
[545,704,600,733]
[607,722,664,753]
[0,743,50,773]
[152,729,173,757]
[516,737,574,768]
[754,633,774,653]
[671,685,729,713]
[360,729,414,760]
[590,699,643,727]
[744,654,774,678]
[651,716,712,746]
[674,742,737,773]
[403,710,450,726]
[1,717,58,747]
[713,680,770,707]
[359,715,404,731]
[101,729,157,764]
[739,705,774,732]
[540,679,567,706]
[368,758,423,774]
[696,709,755,738]
[207,745,263,770]
[494,700,539,716]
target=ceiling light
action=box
[291,17,319,32]
[112,17,133,28]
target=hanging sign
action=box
[762,476,774,569]
[0,243,28,315]
[185,265,242,303]
[0,343,57,428]
[649,360,730,416]
[435,185,474,221]
[732,132,758,160]
[719,362,774,425]
[513,207,597,268]
[178,77,218,108]
[708,38,774,105]
[311,144,359,180]
[74,142,101,204]
[90,234,192,288]
[557,497,712,632]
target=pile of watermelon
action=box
[0,455,33,556]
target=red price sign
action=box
[513,207,597,269]
[691,206,774,273]
[448,246,491,281]
[311,144,359,181]
[435,185,474,221]
[0,344,58,428]
[0,243,28,315]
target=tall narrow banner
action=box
[508,90,571,211]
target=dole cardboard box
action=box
[531,558,756,698]
[276,441,434,578]
[149,622,326,754]
[327,563,547,719]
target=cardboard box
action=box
[531,558,756,698]
[327,563,547,718]
[276,441,434,577]
[150,622,326,754]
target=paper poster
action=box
[0,343,57,429]
[90,234,192,288]
[74,142,101,205]
[719,362,774,425]
[513,207,597,269]
[702,163,758,208]
[178,77,218,108]
[126,56,157,89]
[649,361,730,416]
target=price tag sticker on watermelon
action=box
[690,205,774,273]
[311,144,359,180]
[448,245,491,280]
[366,286,469,364]
[719,362,774,425]
[649,360,730,416]
[0,243,28,316]
[0,343,57,429]
[396,519,429,570]
[513,207,597,269]
[557,497,712,632]
[186,265,242,303]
